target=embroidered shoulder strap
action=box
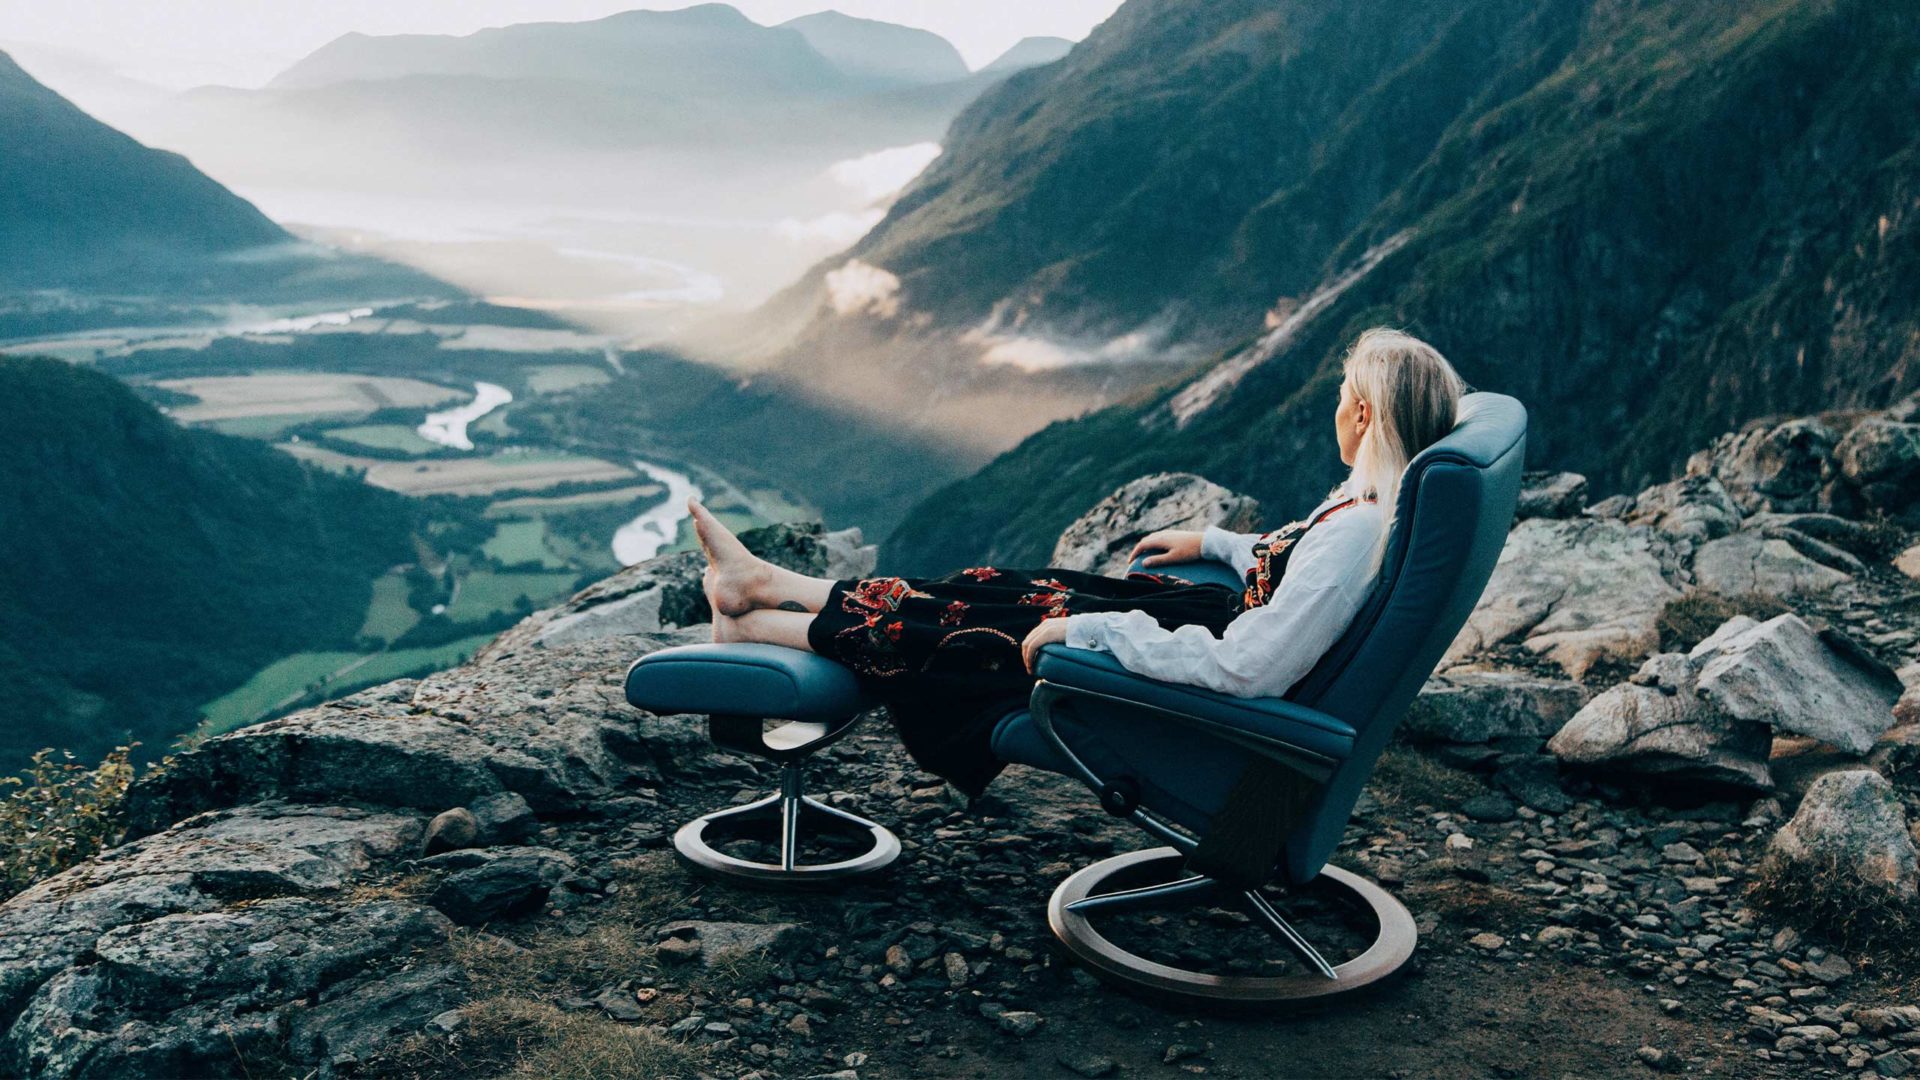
[1240,495,1370,609]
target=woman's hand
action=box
[1022,618,1071,673]
[1127,529,1204,567]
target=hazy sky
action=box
[0,0,1125,88]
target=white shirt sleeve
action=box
[1200,525,1260,577]
[1064,503,1385,699]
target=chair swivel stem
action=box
[1064,872,1219,914]
[779,763,804,872]
[1243,888,1337,979]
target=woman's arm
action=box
[1063,507,1383,698]
[1200,526,1261,577]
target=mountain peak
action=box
[779,10,968,86]
[979,35,1074,74]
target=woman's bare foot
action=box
[689,498,769,617]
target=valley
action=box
[0,302,812,750]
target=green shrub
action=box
[0,745,137,901]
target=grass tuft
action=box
[1656,590,1791,652]
[1750,853,1920,974]
[1370,745,1486,812]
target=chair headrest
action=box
[1401,391,1528,483]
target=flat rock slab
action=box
[423,846,578,925]
[1691,614,1899,753]
[657,920,812,968]
[1404,668,1591,743]
[1446,518,1681,679]
[8,899,455,1080]
[1690,530,1852,597]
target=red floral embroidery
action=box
[960,567,1000,581]
[885,620,904,642]
[1028,577,1068,591]
[940,600,969,627]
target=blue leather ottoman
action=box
[625,643,899,886]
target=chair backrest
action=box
[1282,391,1526,882]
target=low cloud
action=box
[776,209,886,248]
[828,142,942,202]
[966,324,1169,372]
[825,259,902,319]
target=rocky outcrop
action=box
[1690,530,1855,597]
[1515,471,1588,520]
[1688,418,1839,514]
[1049,473,1260,577]
[1547,652,1774,791]
[1689,615,1900,754]
[1762,770,1919,905]
[1835,419,1920,514]
[1444,517,1681,679]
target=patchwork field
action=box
[158,372,461,421]
[280,444,634,495]
[324,423,442,455]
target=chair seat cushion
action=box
[625,643,874,723]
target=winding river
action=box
[613,461,702,566]
[417,382,512,451]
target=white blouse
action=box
[1061,484,1385,699]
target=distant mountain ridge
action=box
[780,10,970,86]
[876,0,1920,571]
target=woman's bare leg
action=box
[690,500,835,615]
[713,608,816,651]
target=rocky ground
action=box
[7,403,1920,1079]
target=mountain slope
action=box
[780,11,969,86]
[0,356,420,771]
[882,0,1920,571]
[979,36,1074,75]
[0,49,285,286]
[0,49,450,300]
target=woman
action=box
[690,328,1466,797]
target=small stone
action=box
[1876,1050,1914,1078]
[1469,932,1507,951]
[657,937,703,963]
[786,1014,812,1037]
[1446,833,1474,851]
[1462,794,1517,823]
[1164,1043,1210,1064]
[1802,953,1854,984]
[592,985,645,1021]
[1535,926,1579,947]
[943,952,970,988]
[1635,1045,1680,1072]
[997,1011,1044,1037]
[1057,1048,1120,1078]
[885,944,913,977]
[422,808,479,855]
[428,1008,466,1034]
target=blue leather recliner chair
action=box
[626,392,1526,1005]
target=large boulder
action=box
[1688,418,1838,514]
[1690,615,1901,753]
[1445,518,1682,679]
[1050,473,1261,577]
[1403,669,1591,744]
[1762,769,1919,905]
[1624,474,1741,544]
[1515,471,1588,520]
[483,522,875,655]
[1547,653,1773,791]
[1836,418,1920,512]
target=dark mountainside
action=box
[0,357,419,772]
[978,36,1076,76]
[0,50,445,298]
[880,0,1920,572]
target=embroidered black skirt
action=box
[805,566,1245,796]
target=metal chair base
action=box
[672,763,899,889]
[1048,847,1416,1007]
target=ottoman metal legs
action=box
[674,757,899,887]
[1047,847,1416,1007]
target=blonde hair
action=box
[1341,327,1466,564]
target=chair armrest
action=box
[1032,645,1356,769]
[1125,557,1244,591]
